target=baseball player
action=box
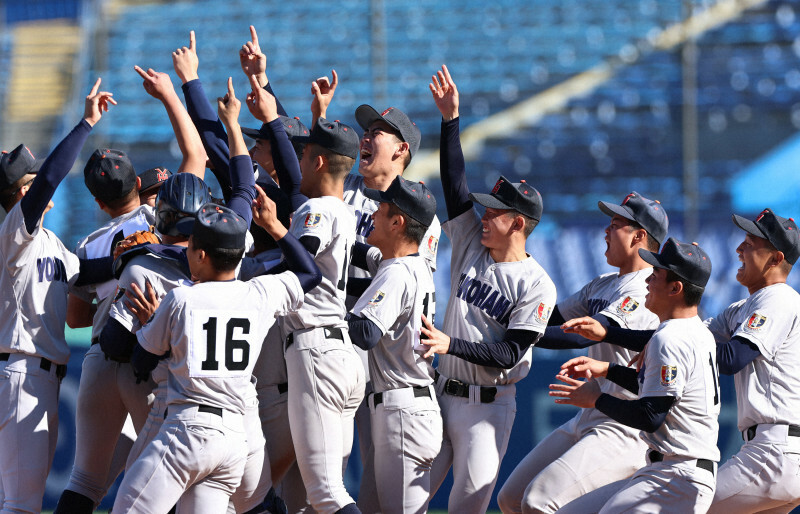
[0,79,115,513]
[422,65,557,514]
[112,194,321,513]
[138,166,173,207]
[498,192,667,514]
[345,176,441,514]
[550,238,720,513]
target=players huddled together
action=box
[0,25,798,514]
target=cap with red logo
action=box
[355,104,421,158]
[598,191,669,247]
[732,208,800,265]
[639,238,712,288]
[138,167,173,195]
[468,175,543,222]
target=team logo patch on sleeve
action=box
[660,365,678,386]
[534,302,552,323]
[427,235,439,254]
[617,296,639,316]
[368,291,385,305]
[745,313,767,330]
[304,213,322,227]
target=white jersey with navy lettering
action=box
[0,203,80,364]
[352,254,436,392]
[438,208,557,386]
[705,282,800,430]
[137,273,303,414]
[639,316,721,461]
[558,269,659,400]
[72,204,155,340]
[280,196,355,334]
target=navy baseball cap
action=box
[84,149,137,203]
[242,115,310,144]
[138,167,172,195]
[0,144,37,190]
[364,176,437,227]
[598,191,668,246]
[176,203,247,250]
[309,118,359,159]
[639,238,712,288]
[732,208,800,265]
[355,105,421,158]
[469,175,543,221]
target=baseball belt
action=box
[285,326,344,348]
[164,404,223,417]
[744,424,800,441]
[435,371,497,403]
[0,352,67,379]
[371,385,431,407]
[648,450,714,474]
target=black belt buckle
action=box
[198,405,223,416]
[696,459,714,474]
[323,327,343,341]
[444,378,468,398]
[480,386,497,403]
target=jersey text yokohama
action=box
[0,203,79,363]
[639,317,720,461]
[439,208,557,385]
[352,255,436,391]
[705,283,800,429]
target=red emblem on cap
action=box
[156,168,169,181]
[381,107,394,116]
[622,193,635,205]
[491,179,503,194]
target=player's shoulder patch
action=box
[426,235,439,255]
[368,290,386,305]
[303,213,322,228]
[533,302,552,323]
[617,296,640,316]
[660,365,678,386]
[744,313,767,331]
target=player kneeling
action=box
[112,196,320,514]
[550,238,720,513]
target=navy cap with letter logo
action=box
[639,238,712,288]
[364,176,436,227]
[176,203,247,250]
[598,191,668,247]
[732,208,800,265]
[0,144,37,190]
[309,117,359,159]
[469,175,543,221]
[355,105,421,158]
[138,167,173,195]
[84,149,137,203]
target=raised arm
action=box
[217,77,256,226]
[430,64,471,219]
[134,65,206,178]
[310,69,337,129]
[21,78,115,233]
[239,25,287,116]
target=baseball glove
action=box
[114,226,160,259]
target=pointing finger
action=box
[330,69,338,88]
[89,77,101,96]
[226,77,235,98]
[133,65,149,80]
[189,30,196,51]
[250,25,259,47]
[248,74,260,92]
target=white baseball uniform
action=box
[343,172,441,507]
[705,283,800,513]
[0,201,80,513]
[64,204,157,506]
[592,316,720,514]
[499,270,656,513]
[351,254,441,514]
[429,207,557,514]
[280,196,366,514]
[113,272,303,513]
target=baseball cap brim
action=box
[355,105,402,138]
[140,182,165,195]
[598,201,635,222]
[469,192,514,211]
[363,187,391,204]
[732,214,767,240]
[638,248,669,271]
[241,127,267,140]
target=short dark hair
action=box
[101,186,139,210]
[387,203,427,245]
[0,175,34,212]
[629,220,661,252]
[308,144,355,179]
[191,236,244,272]
[504,211,538,238]
[665,270,704,307]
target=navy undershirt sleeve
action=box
[98,318,139,362]
[440,118,473,220]
[547,306,567,326]
[603,325,654,352]
[447,329,541,369]
[264,82,287,118]
[21,120,92,234]
[346,277,372,298]
[259,235,321,277]
[351,242,372,270]
[74,256,114,287]
[717,335,761,375]
[227,155,256,226]
[275,232,321,293]
[267,118,307,211]
[131,343,161,382]
[346,313,383,351]
[536,325,600,350]
[605,363,641,394]
[181,79,233,198]
[595,394,675,432]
